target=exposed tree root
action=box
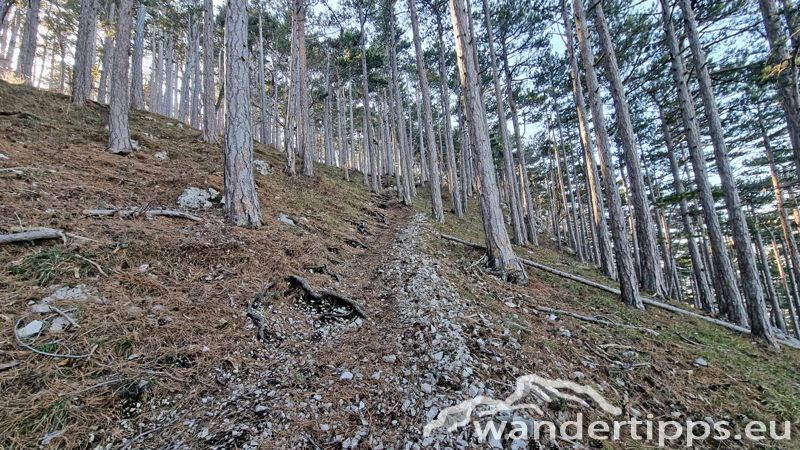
[246,283,278,342]
[286,275,368,319]
[82,209,204,222]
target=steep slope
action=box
[0,81,798,449]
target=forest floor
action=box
[0,80,799,450]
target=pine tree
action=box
[223,0,262,227]
[108,0,134,155]
[201,0,219,143]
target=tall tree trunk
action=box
[388,2,412,203]
[201,0,219,142]
[190,26,201,128]
[107,0,133,155]
[336,55,345,168]
[573,0,640,308]
[760,110,800,335]
[592,0,664,298]
[178,20,193,123]
[481,0,524,244]
[295,0,312,177]
[258,5,268,145]
[154,35,164,113]
[678,0,775,345]
[449,0,528,285]
[223,0,261,227]
[0,0,14,30]
[97,2,115,104]
[408,0,442,221]
[324,52,332,166]
[348,81,354,180]
[758,0,800,178]
[560,0,613,277]
[658,102,714,312]
[358,8,376,189]
[3,8,20,69]
[435,10,462,217]
[660,0,746,324]
[163,34,174,117]
[130,1,145,110]
[16,0,39,84]
[773,231,800,337]
[753,219,788,333]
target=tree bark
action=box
[660,0,747,325]
[592,1,664,298]
[658,102,714,312]
[258,5,268,145]
[753,219,788,333]
[15,0,39,84]
[388,2,413,202]
[130,1,145,110]
[678,0,775,346]
[448,0,528,285]
[163,34,174,117]
[97,2,115,104]
[573,0,640,308]
[758,0,800,178]
[295,0,313,177]
[107,0,134,155]
[481,0,524,244]
[201,0,219,142]
[435,10,462,217]
[560,0,613,277]
[223,0,262,227]
[408,0,443,221]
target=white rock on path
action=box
[16,320,43,338]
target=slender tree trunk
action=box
[154,35,164,113]
[324,52,332,166]
[0,0,13,30]
[107,0,133,155]
[336,55,345,168]
[15,0,39,84]
[223,0,261,227]
[592,1,664,297]
[190,26,201,128]
[72,0,97,105]
[660,0,746,324]
[435,11,462,217]
[761,111,800,334]
[449,0,528,285]
[774,232,800,337]
[178,20,193,123]
[295,0,312,176]
[573,0,640,308]
[560,0,613,278]
[348,81,355,181]
[388,3,413,201]
[481,0,525,243]
[753,219,787,333]
[201,0,219,142]
[163,34,174,117]
[678,0,774,345]
[258,5,268,145]
[130,1,145,110]
[97,2,115,104]
[758,0,800,178]
[408,0,442,220]
[658,103,714,311]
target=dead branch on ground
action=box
[82,209,204,222]
[286,275,368,319]
[0,228,66,245]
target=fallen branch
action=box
[0,229,66,245]
[14,317,92,358]
[538,306,659,336]
[10,226,97,242]
[50,306,80,328]
[0,166,56,173]
[440,234,800,349]
[286,275,368,319]
[82,209,204,222]
[74,254,107,276]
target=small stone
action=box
[154,151,167,160]
[433,352,443,361]
[138,264,150,272]
[255,405,268,413]
[319,424,330,431]
[177,187,213,209]
[382,354,396,363]
[573,371,585,379]
[31,304,51,313]
[278,214,295,226]
[340,371,354,380]
[694,358,708,367]
[421,383,432,394]
[16,320,43,338]
[198,428,209,439]
[253,159,272,175]
[630,408,642,417]
[40,430,62,445]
